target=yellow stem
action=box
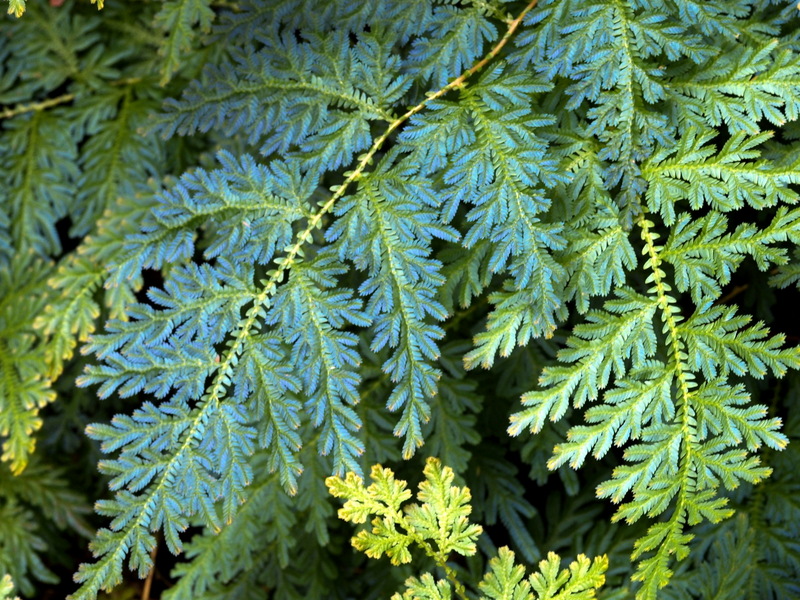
[0,77,142,120]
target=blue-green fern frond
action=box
[327,151,458,458]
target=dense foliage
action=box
[1,0,799,598]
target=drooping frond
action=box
[327,151,458,457]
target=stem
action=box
[715,283,748,306]
[441,562,470,600]
[633,214,696,597]
[0,77,142,120]
[141,543,158,600]
[404,527,471,600]
[637,215,693,440]
[0,93,74,120]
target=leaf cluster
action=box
[327,458,607,600]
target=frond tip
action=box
[6,0,23,17]
[0,574,19,600]
[479,549,607,600]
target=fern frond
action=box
[511,213,796,598]
[407,3,497,87]
[328,457,482,566]
[235,334,304,493]
[663,396,800,600]
[327,152,458,458]
[443,65,567,364]
[770,246,800,290]
[155,32,392,160]
[509,287,659,437]
[0,460,92,536]
[0,461,91,595]
[560,208,636,315]
[5,2,110,96]
[106,152,310,289]
[392,572,452,600]
[547,0,693,173]
[0,502,55,596]
[154,0,215,85]
[422,341,481,474]
[71,87,162,237]
[0,259,55,473]
[470,450,539,564]
[643,130,800,224]
[163,457,297,600]
[680,308,799,379]
[0,110,77,258]
[662,207,800,304]
[669,41,800,134]
[267,254,369,477]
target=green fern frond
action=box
[393,573,452,600]
[0,460,91,595]
[0,258,56,473]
